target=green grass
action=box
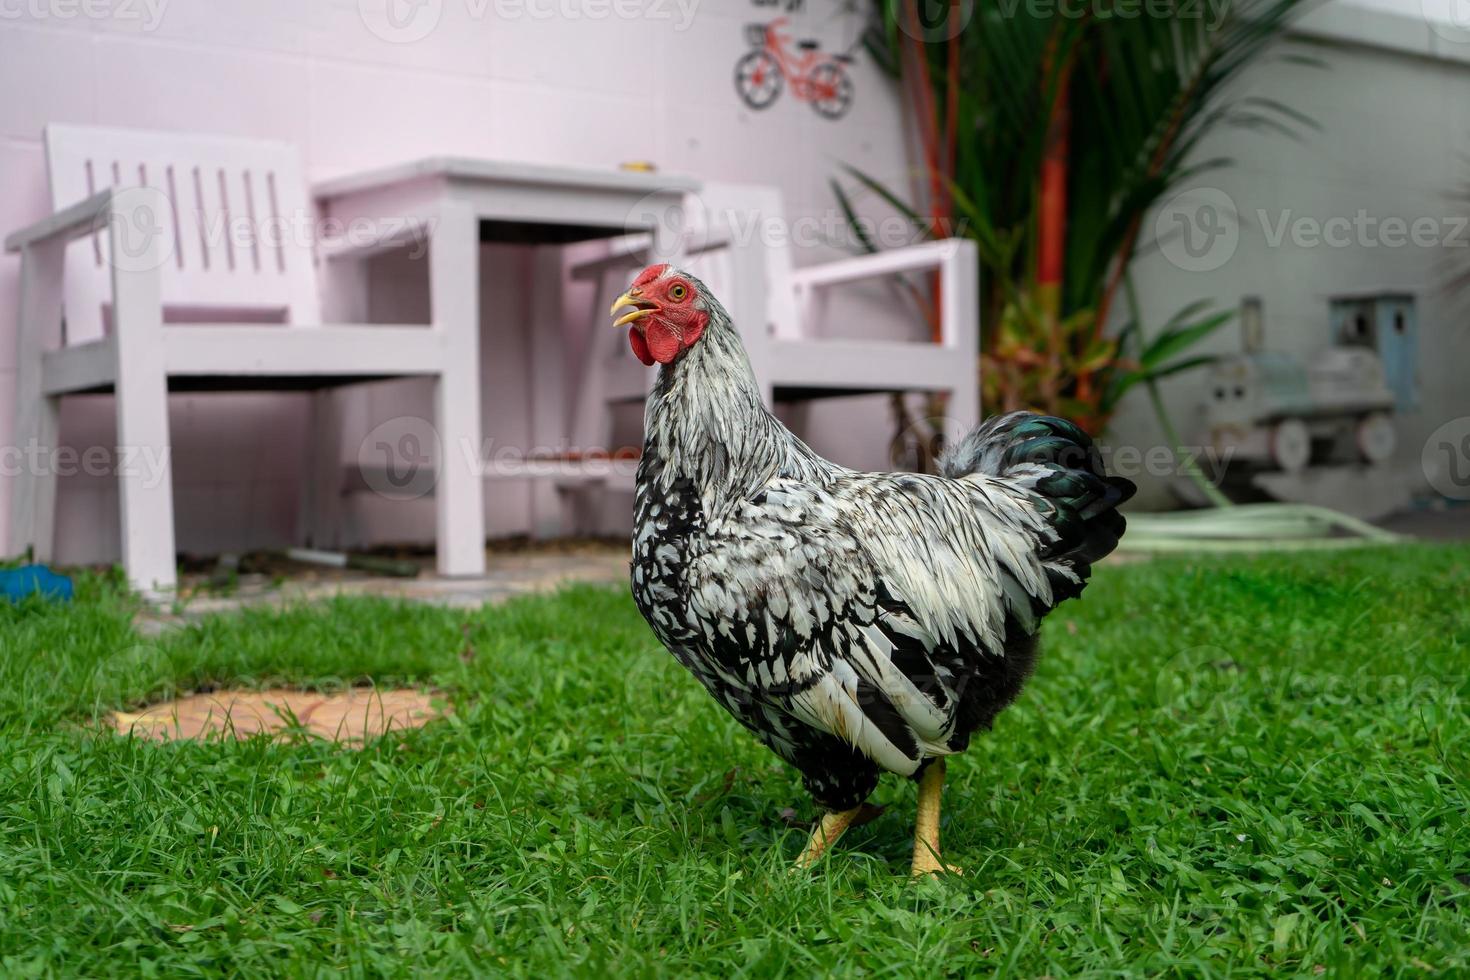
[1,546,1467,978]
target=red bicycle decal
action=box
[735,18,854,120]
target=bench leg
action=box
[114,378,176,599]
[110,214,176,599]
[948,375,979,436]
[300,389,343,550]
[10,240,66,563]
[10,394,61,564]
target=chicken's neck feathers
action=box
[640,302,831,513]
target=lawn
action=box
[1,546,1467,977]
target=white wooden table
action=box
[312,158,699,563]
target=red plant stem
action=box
[902,1,946,343]
[935,3,962,346]
[904,3,943,214]
[942,3,960,224]
[1036,68,1070,297]
[1037,37,1073,405]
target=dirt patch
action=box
[110,688,447,744]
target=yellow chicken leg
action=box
[793,806,864,869]
[791,803,885,870]
[911,759,962,877]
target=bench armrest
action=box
[788,238,978,349]
[568,229,735,282]
[788,238,970,290]
[4,189,115,253]
[568,233,653,281]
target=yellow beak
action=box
[610,291,656,328]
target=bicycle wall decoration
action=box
[734,18,855,120]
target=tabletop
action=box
[313,156,700,244]
[313,156,700,199]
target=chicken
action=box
[612,262,1135,875]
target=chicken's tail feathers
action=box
[940,411,1136,593]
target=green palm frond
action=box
[840,0,1319,430]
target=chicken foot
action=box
[792,803,884,869]
[911,759,962,877]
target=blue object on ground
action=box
[0,564,74,602]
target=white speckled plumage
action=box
[627,266,1133,812]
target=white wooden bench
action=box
[542,181,978,532]
[6,124,487,597]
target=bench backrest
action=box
[45,124,321,343]
[682,181,802,341]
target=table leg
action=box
[429,200,486,577]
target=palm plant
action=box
[840,0,1319,439]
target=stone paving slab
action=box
[187,550,629,612]
[115,545,627,743]
[135,544,631,635]
[111,687,447,744]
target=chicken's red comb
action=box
[633,263,669,287]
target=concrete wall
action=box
[0,0,917,563]
[3,0,1467,562]
[1116,0,1470,507]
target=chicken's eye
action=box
[669,283,688,301]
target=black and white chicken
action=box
[613,262,1135,875]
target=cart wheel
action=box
[735,51,783,110]
[1355,411,1396,465]
[809,62,853,120]
[1270,418,1311,474]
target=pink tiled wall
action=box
[0,0,916,564]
